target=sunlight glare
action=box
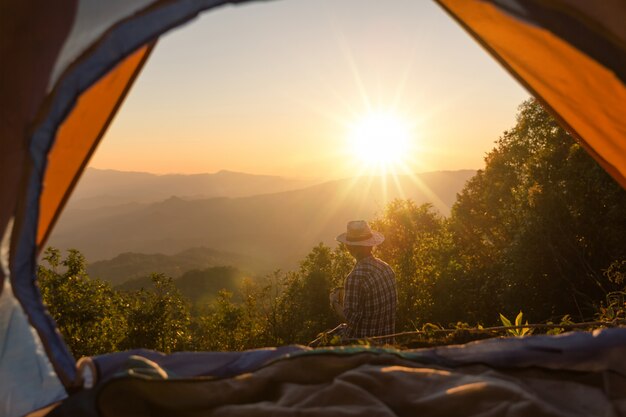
[348,112,412,170]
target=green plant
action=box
[605,260,626,287]
[421,322,443,336]
[595,291,626,322]
[452,321,472,330]
[546,314,575,335]
[499,311,533,336]
[39,248,127,357]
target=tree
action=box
[38,248,126,358]
[271,244,352,344]
[371,200,450,329]
[449,99,626,322]
[120,273,191,353]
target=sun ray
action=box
[391,45,418,112]
[396,160,449,214]
[389,165,407,201]
[281,79,357,127]
[281,23,446,224]
[336,36,372,113]
[380,167,389,206]
[309,165,373,238]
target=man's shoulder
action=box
[355,256,394,276]
[348,258,374,278]
[369,256,393,271]
[371,256,391,267]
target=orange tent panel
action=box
[38,44,154,249]
[437,0,626,188]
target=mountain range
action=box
[87,247,261,285]
[115,265,244,305]
[48,169,475,275]
[68,168,318,210]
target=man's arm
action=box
[342,273,364,328]
[330,289,346,321]
[331,299,346,321]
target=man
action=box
[330,220,397,343]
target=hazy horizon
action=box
[52,169,476,266]
[84,165,478,181]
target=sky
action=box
[89,0,529,180]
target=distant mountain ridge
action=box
[69,168,319,209]
[87,247,265,285]
[115,265,244,305]
[50,170,476,270]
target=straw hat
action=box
[335,220,385,247]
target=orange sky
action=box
[90,0,529,180]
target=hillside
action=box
[68,168,318,209]
[116,266,244,304]
[88,247,263,285]
[49,170,475,269]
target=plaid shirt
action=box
[343,255,397,341]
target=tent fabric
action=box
[485,0,626,84]
[0,279,66,417]
[49,328,626,417]
[5,0,240,388]
[1,0,625,414]
[94,361,626,417]
[92,346,307,381]
[0,0,77,292]
[435,0,626,188]
[89,328,626,383]
[1,0,81,389]
[37,44,154,248]
[46,0,158,90]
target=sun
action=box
[347,111,412,171]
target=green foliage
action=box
[595,292,626,323]
[448,99,626,322]
[269,244,352,344]
[186,244,353,350]
[605,260,626,288]
[371,200,450,329]
[175,266,243,304]
[39,248,126,358]
[420,322,443,337]
[189,290,249,351]
[546,314,575,335]
[88,247,260,286]
[499,311,532,337]
[120,274,191,353]
[40,250,192,357]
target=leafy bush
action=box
[39,248,126,357]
